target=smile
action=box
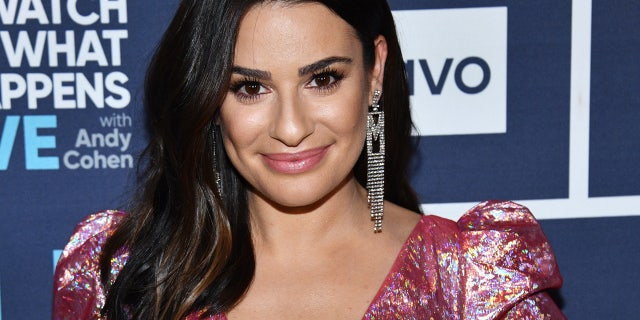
[262,146,330,174]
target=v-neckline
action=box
[218,215,427,320]
[358,215,426,318]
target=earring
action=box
[367,89,384,233]
[215,169,223,197]
[212,129,223,196]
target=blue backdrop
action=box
[1,0,638,319]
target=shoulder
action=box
[455,200,559,277]
[53,210,128,319]
[58,210,126,254]
[349,201,563,319]
[402,200,560,277]
[457,200,543,231]
[454,200,563,319]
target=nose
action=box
[269,92,314,147]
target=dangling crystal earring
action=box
[212,129,223,196]
[367,89,385,233]
[215,168,223,197]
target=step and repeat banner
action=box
[1,0,638,319]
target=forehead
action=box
[234,2,362,68]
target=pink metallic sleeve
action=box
[52,210,127,320]
[458,200,565,319]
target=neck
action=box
[248,176,370,254]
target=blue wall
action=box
[1,0,638,319]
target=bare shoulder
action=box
[382,201,423,245]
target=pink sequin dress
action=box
[53,201,565,319]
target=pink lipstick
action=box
[262,146,329,174]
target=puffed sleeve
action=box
[457,201,566,319]
[53,210,127,320]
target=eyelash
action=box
[229,77,265,103]
[307,68,345,93]
[229,69,345,103]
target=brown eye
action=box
[307,69,344,91]
[244,82,261,95]
[230,79,270,103]
[314,74,331,87]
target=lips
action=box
[262,146,330,174]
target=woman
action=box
[53,0,565,319]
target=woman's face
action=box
[220,2,385,208]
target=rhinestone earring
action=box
[212,129,223,196]
[366,89,385,233]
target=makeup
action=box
[262,146,330,174]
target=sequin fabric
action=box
[53,201,564,319]
[363,200,565,320]
[53,210,128,320]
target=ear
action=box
[369,35,388,104]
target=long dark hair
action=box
[100,0,419,318]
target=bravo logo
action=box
[405,57,491,95]
[393,7,507,136]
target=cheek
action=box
[219,101,266,158]
[321,90,368,137]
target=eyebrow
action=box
[231,66,271,80]
[298,56,352,77]
[230,56,353,80]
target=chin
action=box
[254,183,340,213]
[267,192,327,212]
